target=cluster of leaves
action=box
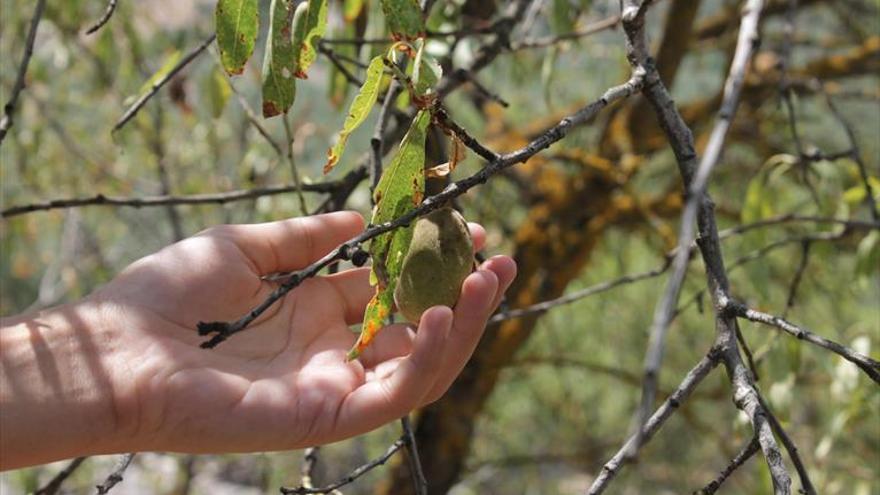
[215,0,447,358]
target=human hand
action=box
[88,211,516,455]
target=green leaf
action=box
[206,67,231,119]
[856,230,879,279]
[344,0,366,20]
[381,0,425,41]
[348,110,431,360]
[412,40,441,98]
[215,0,259,76]
[324,55,386,173]
[123,50,181,106]
[261,0,304,118]
[295,0,328,78]
[551,0,575,35]
[741,174,773,224]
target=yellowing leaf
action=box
[412,39,441,100]
[206,67,231,119]
[347,110,431,360]
[295,0,328,78]
[215,0,259,75]
[261,0,304,118]
[381,0,425,41]
[324,55,386,174]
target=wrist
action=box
[0,300,136,469]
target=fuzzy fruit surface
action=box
[394,206,474,323]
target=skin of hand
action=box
[0,211,516,470]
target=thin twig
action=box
[113,34,216,133]
[282,114,309,216]
[782,240,811,318]
[512,14,621,50]
[95,453,135,494]
[696,436,760,494]
[586,347,723,494]
[280,438,406,494]
[370,81,404,196]
[630,0,765,454]
[0,0,47,145]
[318,44,364,86]
[433,106,500,163]
[490,256,672,322]
[84,0,119,35]
[756,394,818,495]
[401,416,428,495]
[34,457,88,495]
[823,88,879,221]
[731,302,880,384]
[1,182,343,219]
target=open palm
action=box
[92,211,515,454]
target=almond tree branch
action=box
[34,457,88,495]
[197,73,644,347]
[95,453,135,494]
[697,436,760,495]
[586,347,723,494]
[756,394,818,495]
[491,215,878,323]
[112,34,215,134]
[401,416,428,495]
[631,0,765,452]
[2,181,346,219]
[84,0,119,35]
[280,438,406,494]
[616,1,792,492]
[0,0,47,146]
[731,302,880,384]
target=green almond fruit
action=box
[394,206,474,323]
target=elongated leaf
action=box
[262,0,305,117]
[343,0,365,20]
[295,0,328,78]
[123,50,181,106]
[347,110,431,360]
[381,0,425,41]
[215,0,259,75]
[206,68,231,119]
[412,40,441,98]
[324,55,385,173]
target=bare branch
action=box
[586,347,723,494]
[756,394,818,495]
[0,0,47,145]
[95,453,135,494]
[401,416,428,495]
[84,0,119,35]
[490,257,672,323]
[731,302,880,384]
[34,457,88,495]
[512,14,621,50]
[280,438,406,494]
[112,34,215,133]
[281,114,309,216]
[697,436,760,495]
[822,88,879,221]
[631,0,765,452]
[2,182,345,219]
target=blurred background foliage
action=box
[1,0,878,493]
